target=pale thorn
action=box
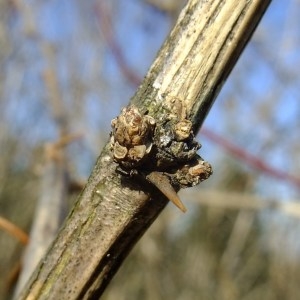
[146,171,187,213]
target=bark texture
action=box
[18,0,271,299]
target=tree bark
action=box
[18,0,271,299]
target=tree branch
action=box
[18,0,272,299]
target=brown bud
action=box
[111,105,156,167]
[128,145,147,161]
[174,119,192,141]
[188,160,212,181]
[113,141,128,160]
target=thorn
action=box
[146,171,187,213]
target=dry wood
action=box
[18,0,271,299]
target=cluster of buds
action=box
[110,106,156,169]
[110,104,212,213]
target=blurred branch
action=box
[220,210,255,270]
[13,44,83,295]
[14,141,69,298]
[201,127,300,188]
[42,45,70,135]
[19,0,271,299]
[95,2,141,86]
[0,216,28,245]
[188,189,300,218]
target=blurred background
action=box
[0,0,300,299]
